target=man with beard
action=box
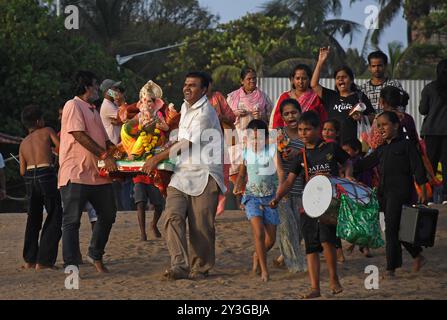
[59,71,118,273]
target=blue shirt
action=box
[243,144,278,197]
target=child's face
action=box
[281,104,300,129]
[342,145,358,157]
[322,122,338,141]
[247,129,267,152]
[298,122,319,145]
[377,115,399,141]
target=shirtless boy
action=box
[19,105,63,270]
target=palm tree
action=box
[262,0,362,65]
[350,0,436,51]
[387,41,405,77]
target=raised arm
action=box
[311,47,330,99]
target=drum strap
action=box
[302,149,309,182]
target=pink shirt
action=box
[58,96,111,188]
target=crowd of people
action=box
[9,47,447,299]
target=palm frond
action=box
[261,0,291,17]
[269,57,315,76]
[323,19,362,44]
[212,65,241,87]
[371,0,403,45]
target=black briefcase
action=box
[399,205,438,247]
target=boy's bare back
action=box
[19,127,59,175]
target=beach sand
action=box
[0,207,446,300]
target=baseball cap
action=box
[100,79,122,93]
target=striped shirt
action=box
[359,78,403,113]
[280,130,305,196]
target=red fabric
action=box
[133,174,153,185]
[271,91,328,129]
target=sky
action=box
[198,0,408,55]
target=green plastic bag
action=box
[336,191,384,249]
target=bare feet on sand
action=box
[300,288,321,299]
[21,262,36,270]
[272,255,285,268]
[149,224,162,239]
[330,279,343,295]
[261,272,269,282]
[359,247,373,258]
[413,255,427,272]
[336,248,345,263]
[382,270,396,279]
[346,244,355,254]
[87,256,110,273]
[252,253,260,275]
[35,264,59,271]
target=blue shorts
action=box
[242,194,280,225]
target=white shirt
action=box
[100,98,121,145]
[0,153,4,169]
[169,95,226,196]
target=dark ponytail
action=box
[380,86,409,111]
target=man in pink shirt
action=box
[59,71,118,273]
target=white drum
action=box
[302,175,373,225]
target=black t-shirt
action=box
[289,140,350,178]
[321,87,375,143]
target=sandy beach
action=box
[0,207,446,300]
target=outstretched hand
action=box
[318,47,330,63]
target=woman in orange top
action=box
[205,75,236,215]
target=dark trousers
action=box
[60,182,116,267]
[381,193,422,271]
[424,135,447,198]
[23,168,62,266]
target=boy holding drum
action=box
[270,111,353,299]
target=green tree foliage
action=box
[351,0,444,49]
[57,0,218,98]
[344,48,368,78]
[262,0,362,67]
[387,41,405,78]
[159,14,296,103]
[0,0,140,198]
[394,44,446,79]
[419,3,447,40]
